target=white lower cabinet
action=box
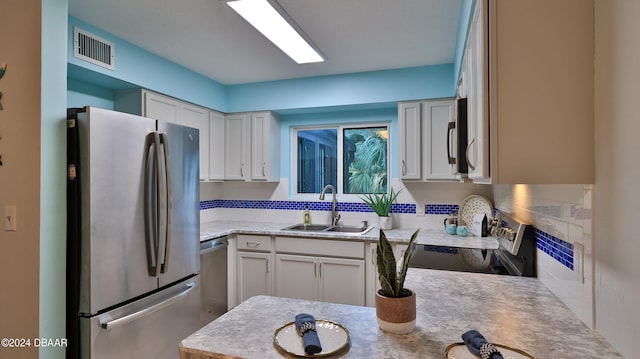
[234,234,274,305]
[275,254,365,306]
[237,251,272,303]
[274,236,365,306]
[229,235,370,308]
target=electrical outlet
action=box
[4,205,16,231]
[416,202,426,217]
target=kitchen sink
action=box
[281,223,373,235]
[282,224,332,231]
[325,225,374,234]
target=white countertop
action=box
[200,220,499,250]
[180,268,622,359]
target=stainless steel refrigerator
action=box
[66,107,201,359]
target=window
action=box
[294,124,389,196]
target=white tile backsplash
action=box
[493,184,594,328]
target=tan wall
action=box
[0,1,43,359]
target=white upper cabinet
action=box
[464,2,489,181]
[143,91,181,124]
[250,111,280,182]
[114,89,220,181]
[208,110,225,181]
[398,99,460,182]
[224,111,280,182]
[461,0,594,184]
[398,102,422,180]
[224,113,248,181]
[422,100,458,181]
[180,103,210,181]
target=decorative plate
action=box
[458,194,493,227]
[273,320,350,358]
[444,342,536,359]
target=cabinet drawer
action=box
[275,237,365,259]
[237,234,272,252]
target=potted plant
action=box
[361,187,401,229]
[375,228,420,334]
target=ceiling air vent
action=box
[73,27,115,70]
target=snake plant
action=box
[376,228,420,298]
[361,187,402,217]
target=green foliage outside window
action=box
[344,127,388,194]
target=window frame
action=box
[291,122,391,200]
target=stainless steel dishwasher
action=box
[199,236,228,326]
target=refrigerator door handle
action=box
[158,132,172,274]
[144,133,160,276]
[99,281,196,331]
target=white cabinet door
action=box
[318,257,365,306]
[275,254,364,306]
[144,91,181,124]
[250,111,280,182]
[466,1,489,180]
[237,251,272,303]
[422,100,458,181]
[224,113,248,180]
[209,111,225,181]
[398,102,422,180]
[250,112,269,181]
[181,103,210,181]
[275,254,318,301]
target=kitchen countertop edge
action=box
[200,220,499,250]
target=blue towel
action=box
[295,313,322,355]
[462,330,504,359]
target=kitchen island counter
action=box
[179,268,621,358]
[200,220,498,250]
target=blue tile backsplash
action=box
[425,204,460,215]
[536,229,574,270]
[200,200,465,215]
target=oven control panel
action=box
[491,212,529,256]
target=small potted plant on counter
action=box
[375,228,420,334]
[362,187,401,229]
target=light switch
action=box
[4,205,16,231]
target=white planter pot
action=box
[379,216,392,230]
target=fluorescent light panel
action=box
[227,0,324,64]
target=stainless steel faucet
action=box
[319,184,340,226]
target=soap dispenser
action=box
[303,203,312,225]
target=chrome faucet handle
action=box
[333,214,341,226]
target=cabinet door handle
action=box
[266,258,269,274]
[240,162,244,177]
[319,261,323,278]
[262,162,266,176]
[371,247,376,264]
[466,138,476,171]
[314,262,317,278]
[401,160,407,176]
[447,121,456,165]
[246,242,260,247]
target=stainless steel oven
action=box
[199,236,228,326]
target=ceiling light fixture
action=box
[226,0,325,64]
